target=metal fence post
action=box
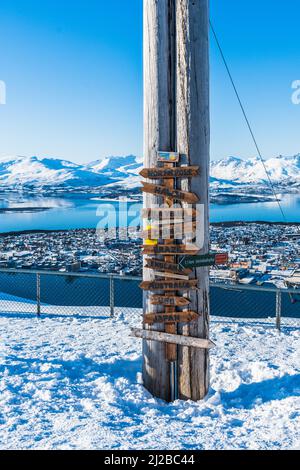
[37,273,41,317]
[110,275,115,317]
[276,290,282,331]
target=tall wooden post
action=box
[142,0,210,402]
[142,0,176,402]
[176,0,210,401]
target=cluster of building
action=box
[0,228,142,276]
[210,223,300,289]
[0,222,299,289]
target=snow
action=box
[0,292,299,450]
[211,154,300,185]
[0,156,114,188]
[87,155,140,173]
[2,153,300,190]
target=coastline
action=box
[0,207,51,213]
[1,220,300,237]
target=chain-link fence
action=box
[210,283,300,328]
[0,268,299,328]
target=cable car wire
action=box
[210,21,287,223]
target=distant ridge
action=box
[0,154,299,189]
[211,154,300,185]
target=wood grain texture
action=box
[142,244,199,255]
[145,258,192,275]
[142,223,196,240]
[144,311,199,324]
[133,329,215,349]
[176,0,210,401]
[140,279,198,291]
[142,0,210,402]
[151,295,191,307]
[142,0,176,402]
[153,271,190,281]
[140,166,199,179]
[142,208,198,219]
[141,182,199,203]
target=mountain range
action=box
[0,154,299,190]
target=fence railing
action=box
[0,268,299,329]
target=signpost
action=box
[150,295,191,307]
[131,329,215,350]
[144,311,199,325]
[144,220,197,230]
[140,279,198,291]
[142,208,198,220]
[142,244,199,256]
[139,0,210,403]
[147,218,195,226]
[153,272,190,281]
[145,258,192,275]
[141,182,199,204]
[140,166,199,179]
[179,252,229,269]
[142,223,196,240]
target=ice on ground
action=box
[0,293,299,450]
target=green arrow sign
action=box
[179,253,228,269]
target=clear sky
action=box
[0,0,299,163]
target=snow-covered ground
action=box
[0,293,299,450]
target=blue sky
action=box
[0,0,299,163]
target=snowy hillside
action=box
[0,292,299,450]
[211,155,300,185]
[87,155,142,176]
[86,155,143,188]
[0,154,299,190]
[0,156,114,188]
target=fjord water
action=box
[0,193,300,233]
[0,192,299,320]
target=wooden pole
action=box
[142,0,210,402]
[142,0,176,402]
[176,0,210,401]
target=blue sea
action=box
[0,192,299,233]
[0,191,299,319]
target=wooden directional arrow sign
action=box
[157,151,180,163]
[145,258,192,275]
[150,295,191,307]
[140,166,199,179]
[142,222,196,240]
[140,279,198,291]
[179,252,229,269]
[154,271,190,281]
[142,208,198,220]
[151,218,194,226]
[131,329,215,350]
[142,231,195,241]
[141,182,199,204]
[142,244,199,255]
[144,311,199,325]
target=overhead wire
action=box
[210,20,287,223]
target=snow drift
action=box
[0,292,299,450]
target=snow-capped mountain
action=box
[87,155,142,175]
[211,154,300,185]
[86,155,143,189]
[0,154,299,190]
[0,155,115,188]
